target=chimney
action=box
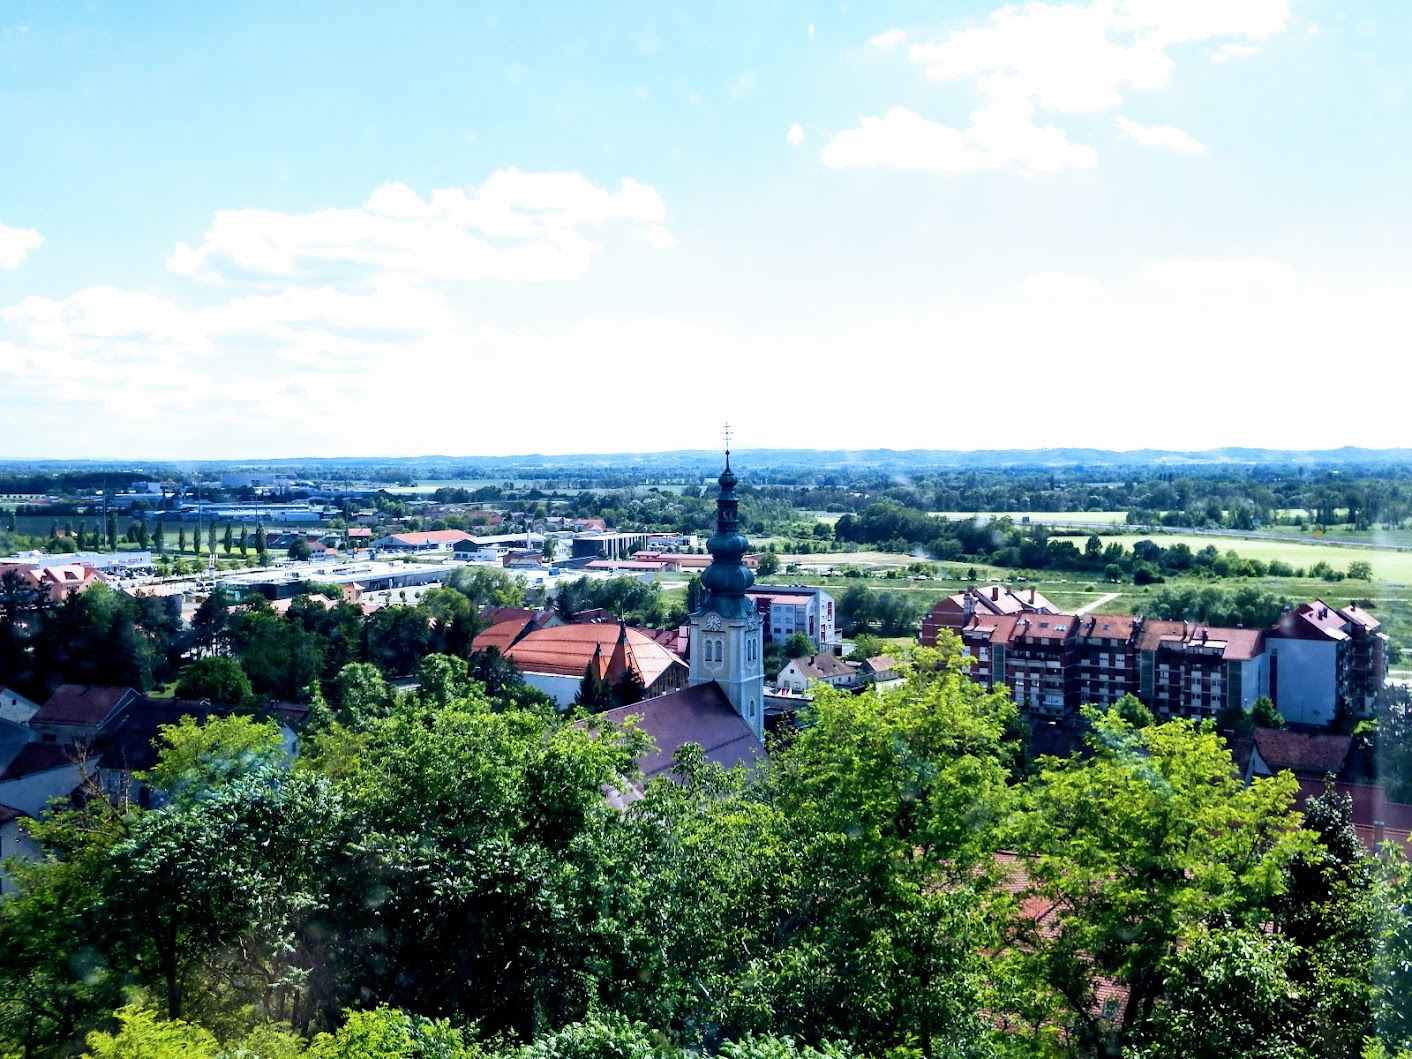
[1029,588,1036,604]
[992,586,999,602]
[1375,819,1386,849]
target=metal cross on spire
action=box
[722,422,732,468]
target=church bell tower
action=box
[688,433,765,741]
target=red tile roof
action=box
[0,742,79,781]
[31,685,137,729]
[1137,620,1263,661]
[786,654,854,681]
[1251,728,1353,779]
[390,529,474,547]
[499,624,686,687]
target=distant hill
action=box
[5,447,1412,484]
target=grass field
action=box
[1090,533,1412,582]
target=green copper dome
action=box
[697,451,756,618]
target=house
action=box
[1266,601,1388,726]
[0,743,85,818]
[0,561,108,602]
[94,697,235,806]
[858,655,901,684]
[747,585,840,649]
[775,653,857,693]
[922,585,1057,647]
[0,687,40,725]
[1243,728,1355,785]
[28,685,141,744]
[371,529,475,552]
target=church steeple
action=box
[688,428,765,741]
[697,428,755,618]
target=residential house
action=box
[0,687,40,725]
[1243,727,1355,785]
[0,743,84,818]
[857,655,902,685]
[775,653,857,693]
[28,685,141,744]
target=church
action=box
[593,446,766,791]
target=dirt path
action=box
[1075,591,1121,615]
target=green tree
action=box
[362,606,432,678]
[106,512,118,551]
[287,536,313,561]
[254,523,268,563]
[222,524,233,556]
[1012,708,1306,1055]
[207,523,217,555]
[172,656,254,708]
[330,662,395,727]
[239,525,249,557]
[1349,560,1374,580]
[153,522,166,554]
[1252,695,1285,730]
[445,565,525,608]
[147,713,286,797]
[414,653,471,708]
[782,630,816,659]
[573,661,612,712]
[178,526,188,554]
[756,551,780,578]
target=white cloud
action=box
[1137,256,1296,291]
[821,104,1096,174]
[1213,42,1260,61]
[870,29,906,49]
[836,0,1288,175]
[787,122,805,146]
[1019,272,1105,296]
[168,169,671,286]
[1115,115,1206,153]
[0,222,43,270]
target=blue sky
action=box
[1,1,1408,459]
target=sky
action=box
[0,0,1409,460]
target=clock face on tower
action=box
[704,613,723,631]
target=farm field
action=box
[1091,532,1412,582]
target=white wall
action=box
[522,672,581,709]
[0,763,84,818]
[1269,639,1337,727]
[0,818,41,894]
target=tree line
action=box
[2,645,1410,1058]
